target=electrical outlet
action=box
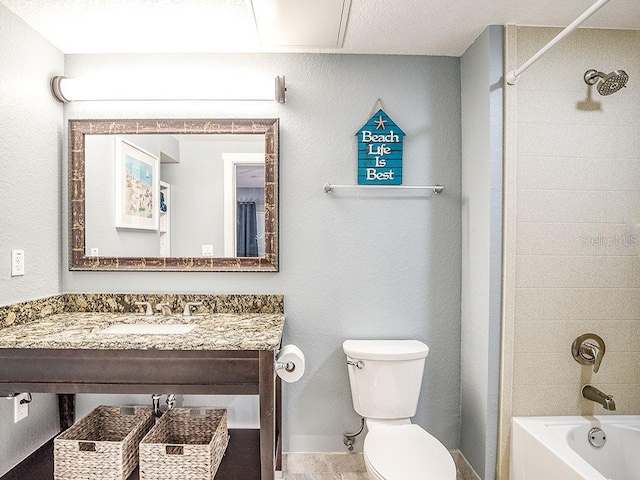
[11,250,24,277]
[90,248,99,256]
[14,393,29,423]
[202,245,214,256]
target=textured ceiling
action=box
[1,0,639,56]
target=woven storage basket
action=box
[139,408,228,480]
[54,405,155,480]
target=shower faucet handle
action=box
[572,333,606,373]
[585,342,604,374]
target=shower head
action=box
[584,69,629,96]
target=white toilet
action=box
[343,339,456,480]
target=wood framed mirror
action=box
[69,118,278,271]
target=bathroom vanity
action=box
[0,294,284,480]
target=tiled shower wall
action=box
[500,26,640,479]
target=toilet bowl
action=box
[343,340,456,480]
[364,424,456,480]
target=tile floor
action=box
[283,473,465,480]
[283,475,368,479]
[281,452,471,480]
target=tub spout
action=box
[582,385,616,411]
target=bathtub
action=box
[511,416,640,480]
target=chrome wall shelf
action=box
[323,183,445,194]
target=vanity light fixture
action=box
[50,75,286,103]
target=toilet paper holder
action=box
[275,361,296,373]
[274,344,306,383]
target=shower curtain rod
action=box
[505,0,611,85]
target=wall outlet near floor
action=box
[202,244,214,256]
[11,250,24,277]
[14,393,30,423]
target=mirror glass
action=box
[69,119,278,272]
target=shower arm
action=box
[505,0,611,85]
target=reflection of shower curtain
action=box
[237,202,258,257]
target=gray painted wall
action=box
[460,25,503,479]
[162,140,264,257]
[61,52,463,452]
[0,5,63,305]
[84,135,161,257]
[0,4,64,476]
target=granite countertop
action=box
[0,312,284,351]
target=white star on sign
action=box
[375,116,387,130]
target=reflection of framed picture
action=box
[114,138,159,230]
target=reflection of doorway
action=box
[222,154,265,257]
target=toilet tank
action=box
[343,340,429,419]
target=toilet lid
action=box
[364,425,456,480]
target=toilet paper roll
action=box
[275,344,306,383]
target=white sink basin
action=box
[98,324,197,335]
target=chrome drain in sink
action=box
[588,427,606,448]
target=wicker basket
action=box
[54,405,155,480]
[139,408,228,480]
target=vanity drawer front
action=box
[0,349,263,395]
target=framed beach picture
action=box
[114,138,160,230]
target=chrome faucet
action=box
[156,303,172,316]
[582,385,616,411]
[134,301,153,316]
[183,301,203,317]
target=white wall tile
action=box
[513,352,640,385]
[502,27,640,480]
[512,383,640,417]
[518,90,640,127]
[514,28,640,94]
[514,320,640,353]
[516,222,639,256]
[513,352,582,386]
[603,191,640,224]
[515,288,640,321]
[516,190,605,223]
[517,157,640,191]
[516,255,635,288]
[511,384,583,416]
[517,123,639,159]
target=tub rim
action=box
[512,415,640,480]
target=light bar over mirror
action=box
[51,75,286,103]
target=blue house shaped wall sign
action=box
[356,109,405,185]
